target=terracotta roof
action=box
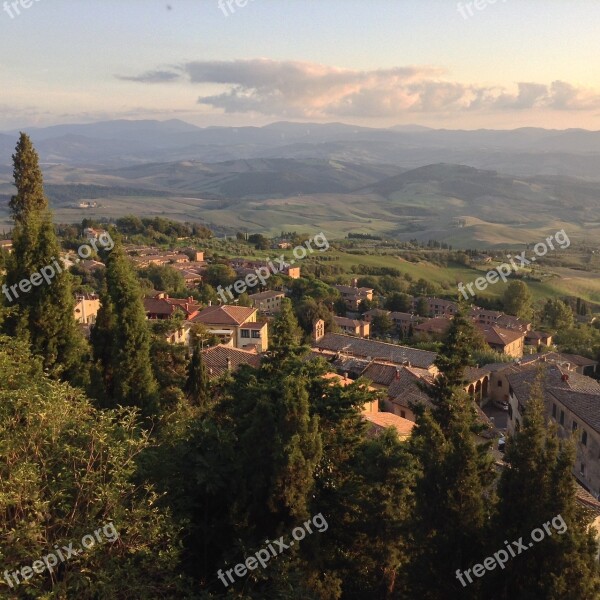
[248,290,285,300]
[333,316,362,328]
[313,333,437,370]
[363,308,391,318]
[143,295,200,319]
[201,344,261,378]
[542,352,598,368]
[240,321,267,330]
[387,366,434,410]
[507,362,600,433]
[363,412,415,439]
[414,316,453,334]
[476,324,525,346]
[192,305,256,326]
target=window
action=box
[497,380,502,387]
[582,430,588,446]
[552,404,557,418]
[241,330,250,338]
[581,463,586,476]
[508,404,513,419]
[560,410,564,425]
[572,420,578,432]
[400,411,406,418]
[251,330,261,339]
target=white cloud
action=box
[116,59,600,119]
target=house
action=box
[476,323,525,358]
[73,293,100,325]
[525,330,553,348]
[413,297,458,317]
[413,316,453,337]
[362,308,392,322]
[470,307,531,332]
[282,265,301,278]
[201,344,262,378]
[311,324,438,373]
[144,293,201,321]
[534,352,598,376]
[321,371,414,439]
[0,240,13,254]
[505,361,600,498]
[249,290,285,314]
[83,227,106,241]
[389,311,421,336]
[363,412,415,441]
[383,365,435,421]
[192,305,269,352]
[322,372,378,413]
[333,316,370,338]
[362,310,421,336]
[334,285,374,311]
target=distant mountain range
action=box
[1,120,600,246]
[3,120,600,180]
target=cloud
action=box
[116,59,600,119]
[117,69,182,83]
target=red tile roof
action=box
[201,344,261,378]
[363,412,415,439]
[192,305,257,326]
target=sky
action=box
[1,0,600,130]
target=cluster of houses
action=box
[66,241,600,501]
[308,320,600,501]
[333,289,552,359]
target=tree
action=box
[333,297,347,316]
[0,336,191,598]
[203,264,237,289]
[385,292,412,313]
[503,280,533,320]
[406,310,495,599]
[268,298,305,361]
[544,298,574,330]
[184,342,211,407]
[415,297,430,317]
[2,133,88,384]
[372,312,394,337]
[489,369,600,599]
[90,235,158,417]
[138,264,187,295]
[237,291,252,306]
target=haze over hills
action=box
[3,120,600,178]
[1,119,600,247]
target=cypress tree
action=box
[184,342,211,407]
[91,234,158,417]
[489,370,600,599]
[2,133,87,383]
[406,310,494,599]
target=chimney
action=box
[344,372,349,380]
[395,368,401,380]
[561,373,569,381]
[226,357,232,372]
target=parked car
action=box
[493,399,509,411]
[498,436,506,453]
